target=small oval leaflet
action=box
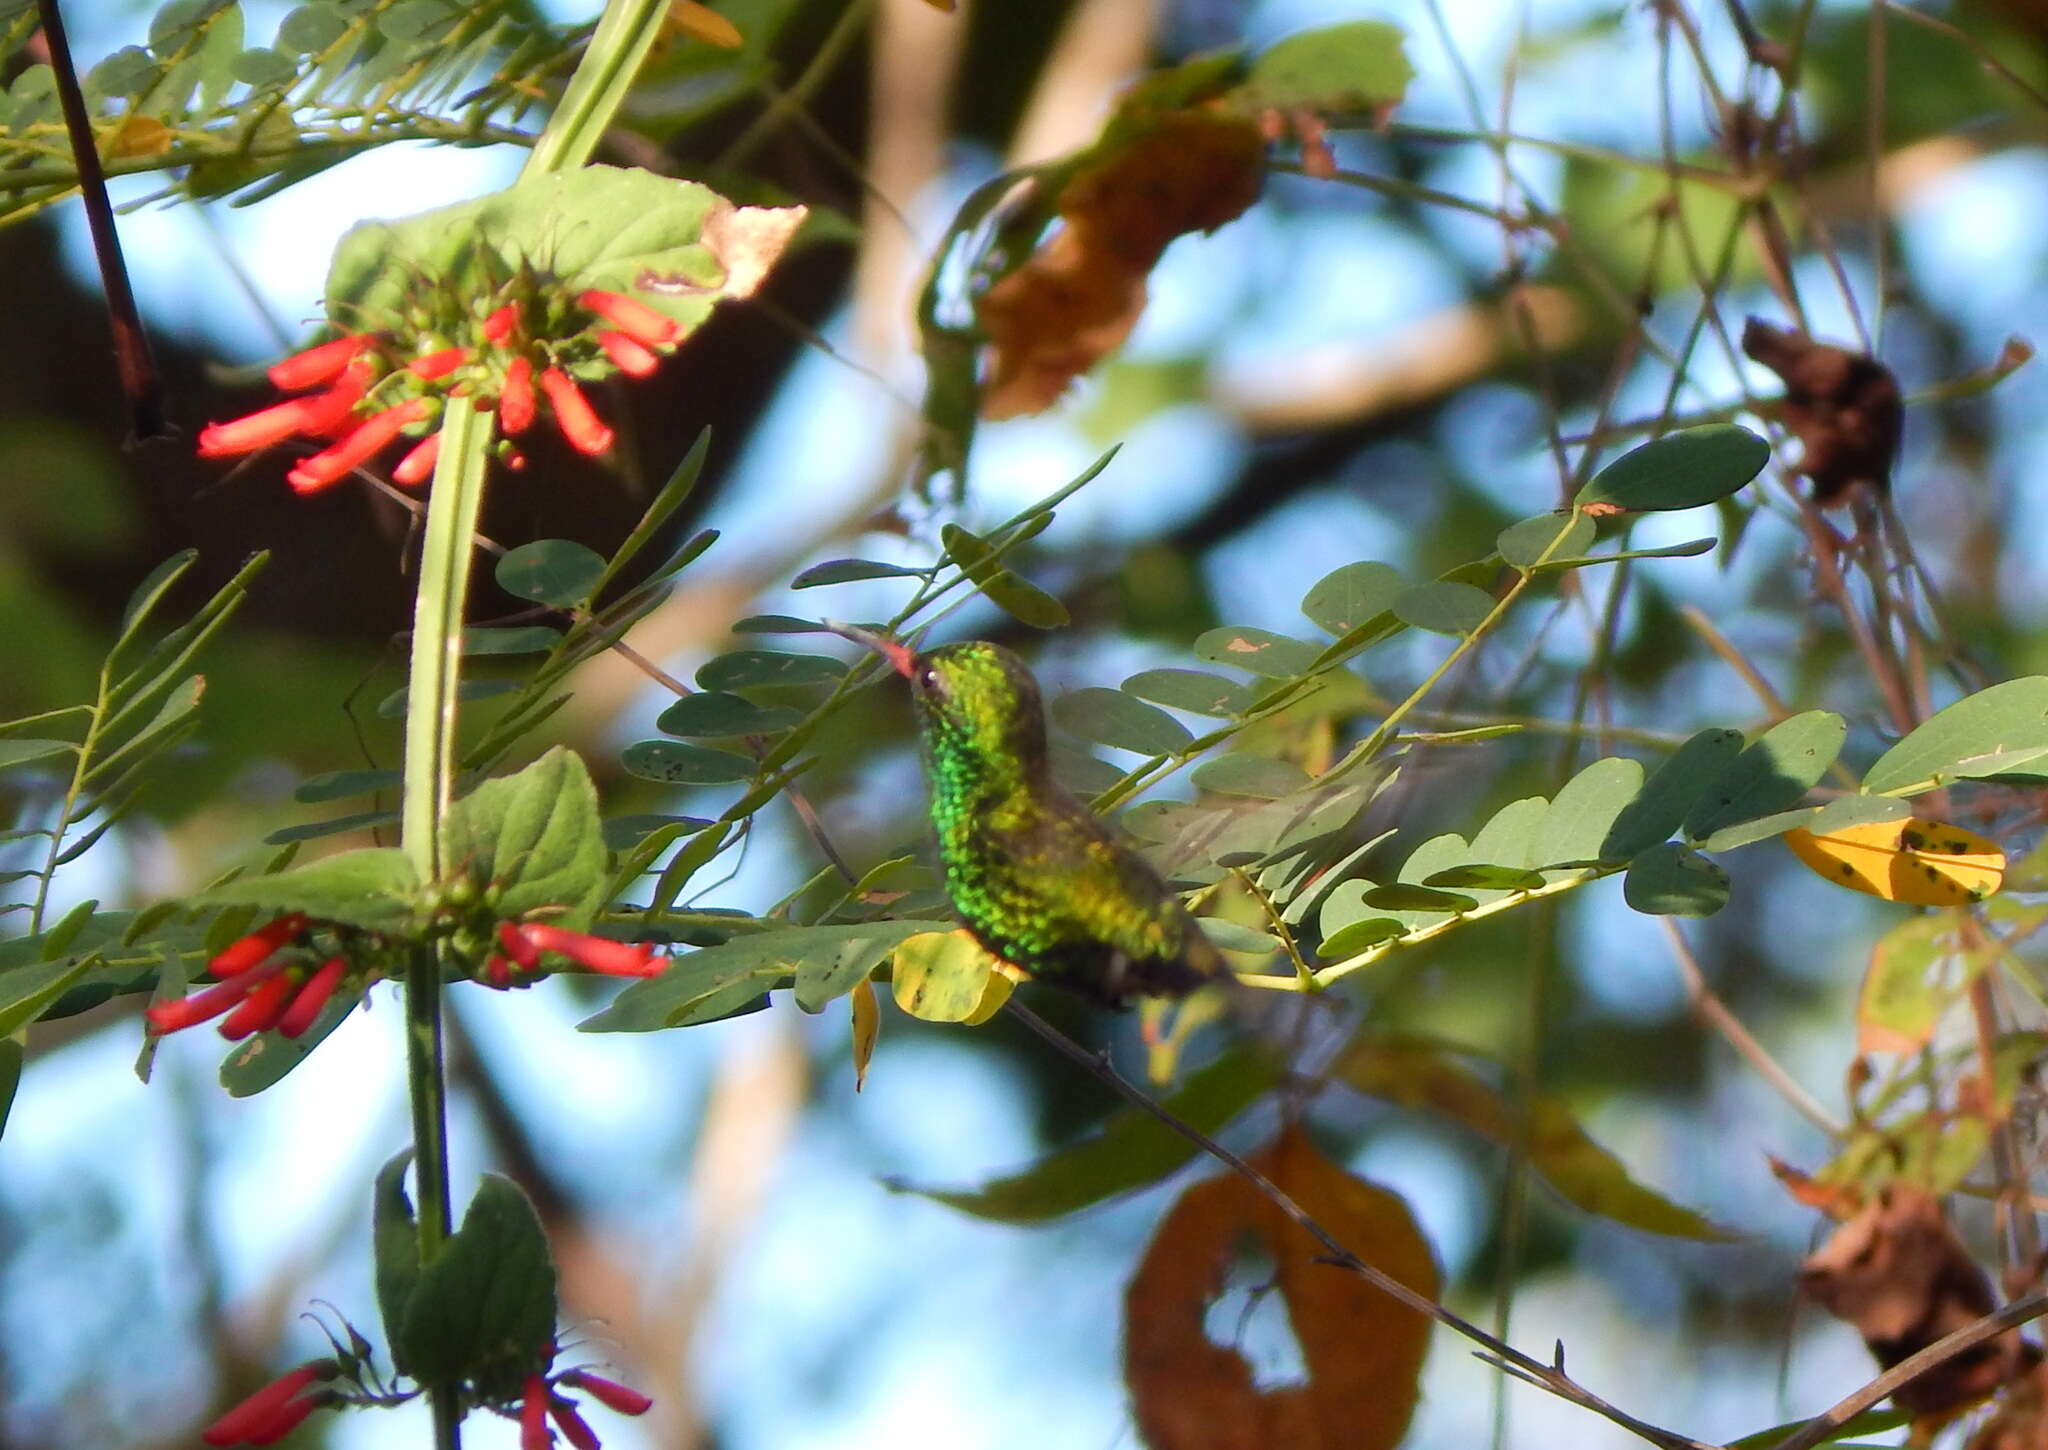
[791,558,928,588]
[1193,626,1321,679]
[1191,752,1311,798]
[1050,687,1193,756]
[1786,818,2005,906]
[1120,668,1254,718]
[695,650,848,691]
[1575,423,1771,514]
[657,692,802,738]
[496,538,606,607]
[621,740,756,785]
[1301,561,1403,637]
[1497,512,1595,569]
[1392,581,1494,636]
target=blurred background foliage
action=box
[4,0,2048,1447]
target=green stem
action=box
[399,397,491,1450]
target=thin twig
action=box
[1002,1000,1719,1450]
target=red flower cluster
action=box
[483,922,666,987]
[146,914,353,1040]
[202,1360,335,1446]
[519,1364,653,1450]
[196,288,687,493]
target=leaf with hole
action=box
[1193,626,1321,678]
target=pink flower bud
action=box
[145,960,287,1036]
[295,363,373,437]
[196,399,318,458]
[510,923,664,978]
[550,1397,602,1450]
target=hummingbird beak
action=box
[822,619,917,678]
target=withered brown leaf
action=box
[1742,317,1903,505]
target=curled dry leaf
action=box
[1124,1125,1436,1450]
[1800,1185,2026,1422]
[978,112,1265,419]
[1742,317,1903,505]
[636,201,809,301]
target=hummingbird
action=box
[827,624,1225,1007]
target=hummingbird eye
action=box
[916,665,945,695]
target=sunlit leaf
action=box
[1862,677,2048,794]
[1682,711,1844,842]
[1787,818,2005,906]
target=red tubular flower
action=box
[392,430,443,487]
[210,914,310,976]
[550,1397,602,1450]
[244,1391,324,1447]
[595,330,660,378]
[497,921,543,972]
[146,960,288,1035]
[521,1375,553,1450]
[220,970,296,1041]
[505,447,528,472]
[196,398,320,458]
[292,362,374,438]
[577,290,680,348]
[508,923,663,978]
[408,346,469,380]
[277,957,348,1039]
[560,1371,653,1416]
[539,368,614,456]
[499,357,535,434]
[201,1362,329,1447]
[286,398,429,494]
[483,954,515,988]
[267,336,368,392]
[482,303,520,343]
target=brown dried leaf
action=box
[1768,1155,1863,1219]
[1967,1356,2048,1450]
[978,112,1265,419]
[1742,317,1903,505]
[1800,1185,2024,1420]
[667,1,743,48]
[1124,1125,1436,1450]
[849,977,878,1092]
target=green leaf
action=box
[1497,513,1595,569]
[398,1175,557,1389]
[581,921,929,1031]
[901,1048,1277,1222]
[496,539,606,607]
[1682,711,1845,842]
[1362,882,1478,913]
[191,848,419,931]
[1727,1411,1909,1450]
[441,747,608,927]
[1423,864,1547,891]
[1317,916,1405,958]
[373,1151,422,1373]
[1300,561,1402,637]
[230,45,296,87]
[218,988,359,1097]
[792,558,928,588]
[599,432,712,592]
[1333,1033,1730,1239]
[0,739,74,770]
[1120,668,1254,718]
[1623,843,1730,916]
[1392,581,1494,636]
[731,614,830,634]
[1575,424,1771,513]
[1536,538,1717,571]
[0,1039,20,1142]
[1600,729,1744,859]
[657,693,801,738]
[645,527,720,586]
[940,523,1070,629]
[462,626,563,656]
[1050,688,1193,756]
[0,953,95,1037]
[265,808,400,845]
[1195,918,1282,955]
[294,768,401,804]
[620,740,756,785]
[794,934,897,1014]
[695,650,847,691]
[329,167,804,345]
[1193,626,1321,678]
[1231,19,1413,113]
[1863,678,2048,793]
[1190,752,1311,798]
[1533,756,1643,868]
[279,4,348,52]
[1810,794,1913,832]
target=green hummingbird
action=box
[828,624,1225,1007]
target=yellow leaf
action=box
[108,114,172,159]
[1786,817,2004,905]
[668,1,743,48]
[891,929,1002,1023]
[850,977,878,1091]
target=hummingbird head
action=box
[826,624,1047,763]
